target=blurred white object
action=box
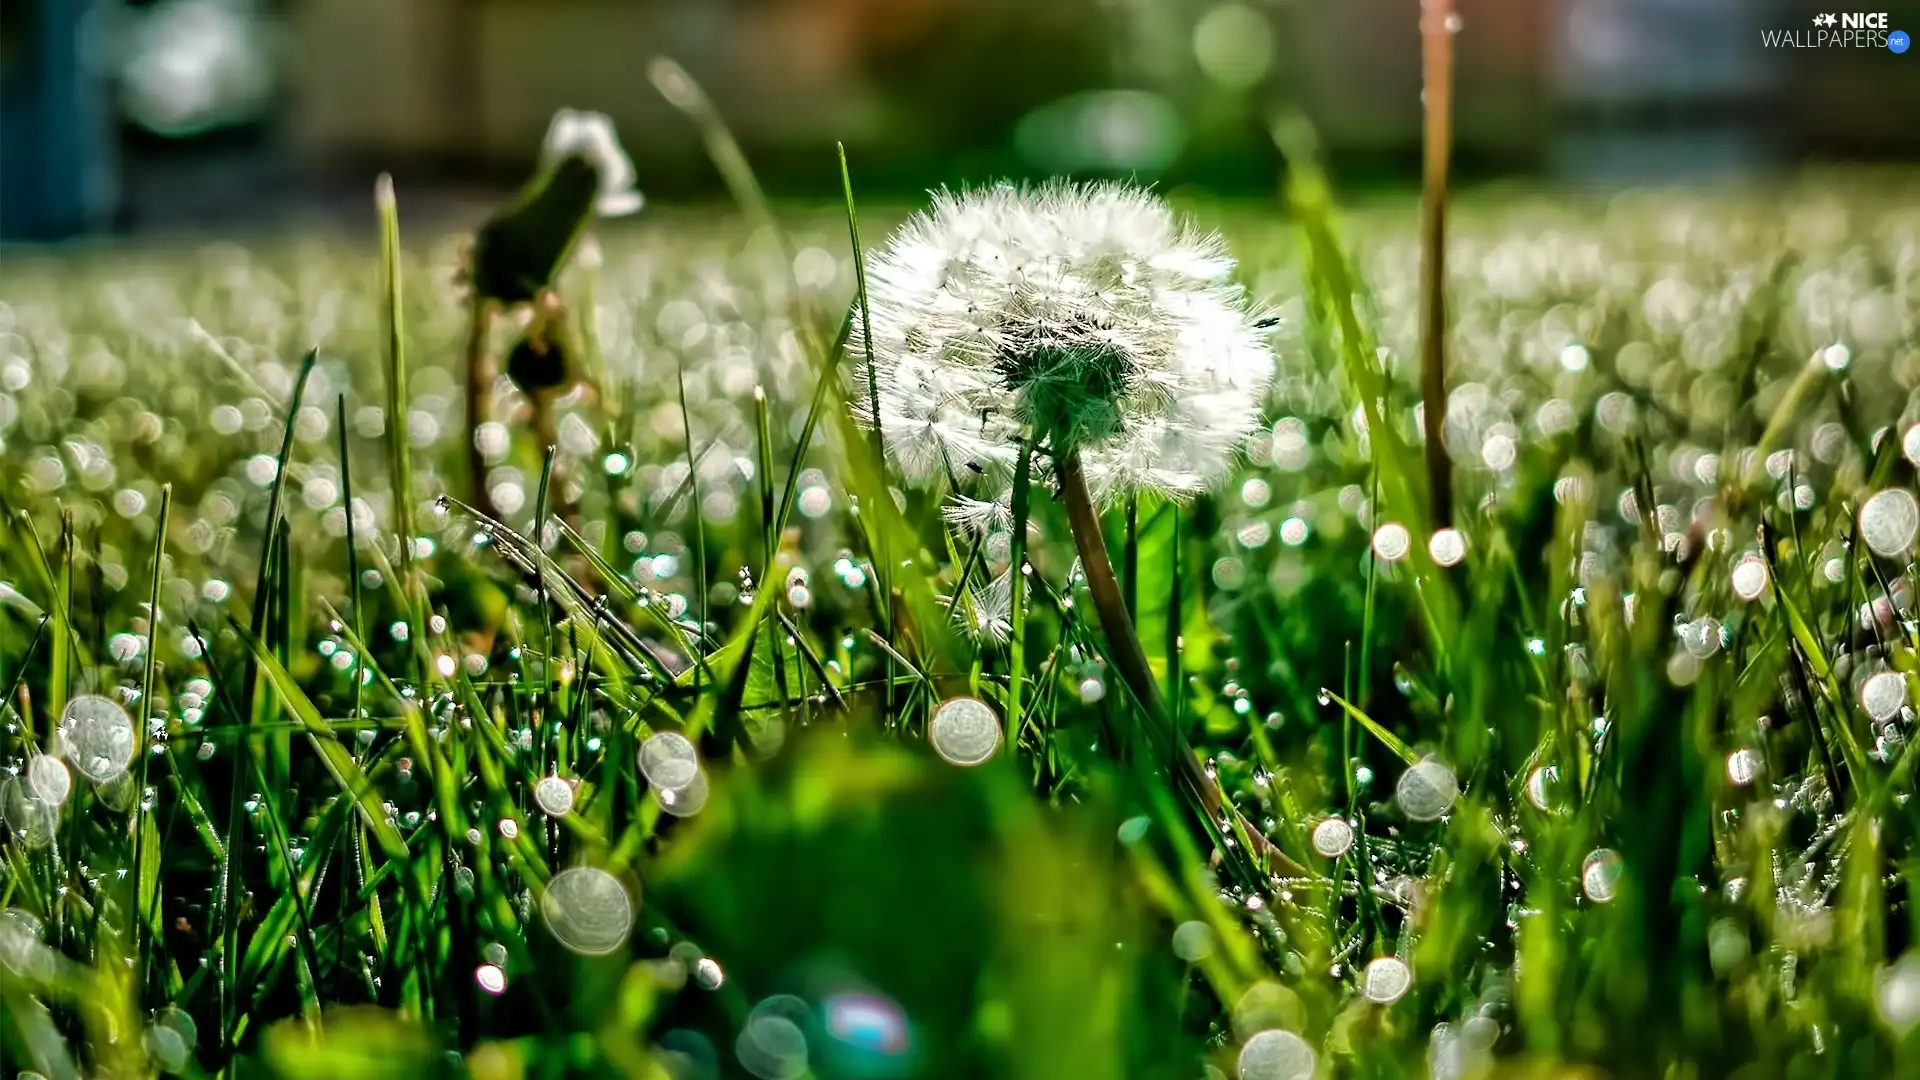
[540,109,644,217]
[117,0,276,137]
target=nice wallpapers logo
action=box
[1763,12,1910,50]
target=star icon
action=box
[1818,13,1838,26]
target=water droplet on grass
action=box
[1860,489,1919,558]
[1726,749,1761,786]
[24,755,70,806]
[1172,920,1216,962]
[540,867,634,956]
[1582,848,1623,903]
[59,694,135,782]
[929,697,1000,766]
[1236,1028,1314,1080]
[476,963,507,995]
[738,996,812,1080]
[693,956,725,989]
[1731,554,1769,601]
[1395,760,1458,821]
[656,769,710,817]
[1371,522,1411,562]
[534,775,575,817]
[1310,817,1354,858]
[1427,528,1466,567]
[1362,956,1411,1004]
[639,731,701,791]
[1862,671,1907,722]
[1877,954,1920,1034]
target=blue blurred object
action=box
[1,0,119,240]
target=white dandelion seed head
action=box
[851,182,1276,502]
[540,109,644,217]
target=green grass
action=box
[4,169,1920,1080]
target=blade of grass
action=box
[131,483,171,993]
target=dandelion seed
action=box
[851,182,1274,502]
[943,492,1015,538]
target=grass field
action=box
[4,166,1920,1080]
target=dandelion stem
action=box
[1057,448,1305,875]
[1419,0,1456,528]
[464,294,499,519]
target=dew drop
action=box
[1362,956,1412,1004]
[24,755,70,807]
[693,956,725,989]
[1236,1028,1315,1080]
[534,775,576,818]
[1427,528,1466,567]
[1862,670,1907,723]
[1310,816,1354,858]
[58,695,136,783]
[1172,920,1216,962]
[1860,489,1919,558]
[1582,848,1623,903]
[1395,760,1458,821]
[639,731,701,791]
[540,867,634,956]
[1371,522,1411,562]
[929,696,1001,766]
[1730,554,1769,601]
[476,963,507,995]
[655,769,710,817]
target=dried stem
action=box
[1419,0,1456,528]
[1057,449,1305,875]
[464,294,499,520]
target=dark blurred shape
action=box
[0,0,120,239]
[470,152,600,306]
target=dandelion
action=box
[539,110,644,218]
[851,182,1276,502]
[854,182,1290,871]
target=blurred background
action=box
[3,0,1918,239]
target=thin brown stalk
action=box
[1057,449,1306,876]
[1419,0,1456,528]
[464,295,500,520]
